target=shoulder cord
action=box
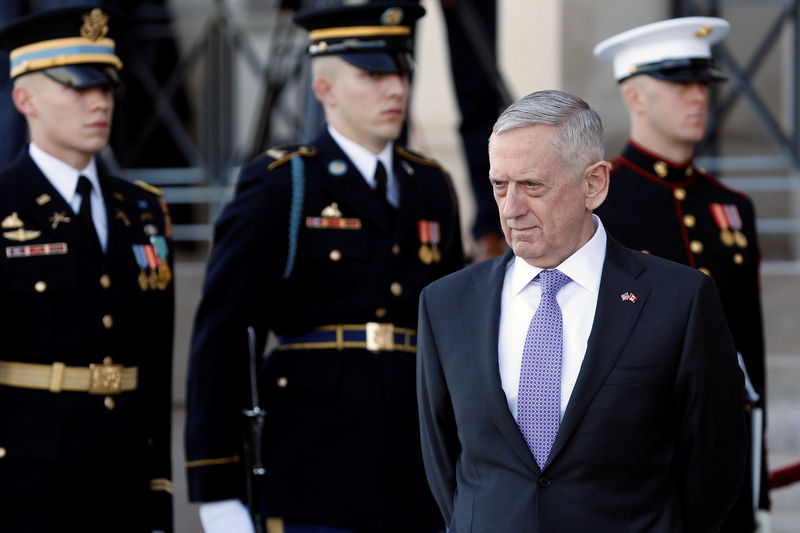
[282,155,305,279]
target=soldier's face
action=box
[637,77,709,147]
[323,61,409,153]
[489,124,607,269]
[22,74,114,169]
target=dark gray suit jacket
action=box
[417,237,746,533]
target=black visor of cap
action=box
[623,57,727,83]
[339,51,414,74]
[42,64,120,89]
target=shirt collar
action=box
[508,214,607,297]
[328,125,394,187]
[29,142,100,204]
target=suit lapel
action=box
[316,131,393,231]
[464,250,542,474]
[547,238,650,466]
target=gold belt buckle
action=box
[366,322,394,352]
[89,361,124,395]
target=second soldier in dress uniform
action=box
[594,17,768,533]
[0,6,175,533]
[185,3,463,532]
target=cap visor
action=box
[340,52,412,74]
[43,65,119,89]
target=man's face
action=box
[24,74,114,169]
[321,60,409,153]
[638,76,710,146]
[489,124,602,269]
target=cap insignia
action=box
[381,8,404,26]
[695,26,712,38]
[80,8,109,41]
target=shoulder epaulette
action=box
[395,146,444,171]
[134,180,164,197]
[265,144,318,171]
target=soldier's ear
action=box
[12,85,35,117]
[312,76,334,107]
[621,79,645,116]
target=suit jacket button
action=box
[538,476,551,488]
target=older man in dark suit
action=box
[416,89,746,533]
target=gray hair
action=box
[490,89,605,170]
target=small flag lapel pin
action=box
[621,292,638,303]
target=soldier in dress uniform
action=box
[184,3,463,533]
[594,17,768,533]
[0,7,175,533]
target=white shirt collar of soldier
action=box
[29,142,108,251]
[29,142,102,213]
[328,125,399,207]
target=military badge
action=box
[115,209,131,227]
[417,220,441,264]
[709,203,746,248]
[151,236,172,290]
[2,212,23,229]
[49,211,71,230]
[3,228,41,242]
[306,217,362,230]
[321,203,343,218]
[36,194,52,206]
[6,242,67,258]
[327,160,348,176]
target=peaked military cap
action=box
[0,6,123,88]
[594,16,729,83]
[293,1,425,74]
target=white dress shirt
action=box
[328,125,399,207]
[29,142,108,251]
[498,214,607,421]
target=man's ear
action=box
[621,79,645,116]
[311,76,334,107]
[584,160,610,211]
[12,85,35,117]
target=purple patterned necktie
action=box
[517,269,570,469]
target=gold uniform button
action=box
[641,249,651,255]
[34,281,47,293]
[329,249,342,262]
[674,187,687,201]
[699,267,711,276]
[734,253,744,264]
[685,167,694,177]
[102,315,114,329]
[277,377,288,388]
[0,447,6,459]
[392,244,401,255]
[390,282,403,297]
[104,396,115,410]
[690,240,704,254]
[653,161,668,178]
[100,275,111,289]
[375,307,387,319]
[683,214,696,228]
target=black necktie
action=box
[374,161,388,202]
[76,175,101,250]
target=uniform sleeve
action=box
[416,286,460,525]
[673,274,747,532]
[184,161,291,502]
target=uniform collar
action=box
[28,142,101,206]
[619,139,698,184]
